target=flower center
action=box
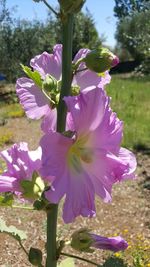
[68,136,93,173]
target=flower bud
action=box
[28,247,42,266]
[90,234,128,252]
[58,0,85,14]
[42,74,57,94]
[71,228,93,252]
[71,229,128,253]
[20,172,45,200]
[83,47,119,73]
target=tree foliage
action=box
[114,0,150,73]
[115,10,150,60]
[114,0,150,19]
[0,6,102,82]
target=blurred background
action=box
[0,0,150,81]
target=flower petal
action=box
[91,234,128,252]
[40,131,72,179]
[73,70,111,91]
[118,147,137,180]
[92,105,123,154]
[30,44,62,80]
[64,87,107,135]
[0,142,42,181]
[0,175,18,192]
[62,170,96,223]
[16,77,50,119]
[41,108,57,132]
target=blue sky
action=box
[6,0,117,48]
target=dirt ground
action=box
[0,117,150,267]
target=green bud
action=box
[42,75,59,107]
[42,74,57,94]
[71,228,94,252]
[20,172,45,200]
[58,0,85,14]
[28,247,42,266]
[83,47,119,73]
[71,85,80,96]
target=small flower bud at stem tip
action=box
[83,47,119,73]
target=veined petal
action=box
[30,44,62,80]
[118,147,137,180]
[41,108,57,132]
[16,77,50,119]
[91,234,128,252]
[64,87,107,135]
[45,168,68,203]
[0,175,18,192]
[0,143,42,190]
[92,105,123,154]
[73,48,90,64]
[73,70,111,91]
[82,149,134,202]
[63,170,96,223]
[40,131,73,179]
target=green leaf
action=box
[0,218,27,241]
[0,193,14,207]
[21,64,42,88]
[58,258,75,267]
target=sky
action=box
[6,0,117,48]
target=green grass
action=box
[0,128,13,147]
[107,75,150,150]
[0,103,24,119]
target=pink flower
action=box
[90,234,128,252]
[0,143,42,196]
[16,45,111,133]
[70,228,128,252]
[40,87,136,223]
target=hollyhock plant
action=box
[0,142,43,199]
[40,87,137,223]
[70,228,128,252]
[16,44,112,132]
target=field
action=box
[0,75,150,267]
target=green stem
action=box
[46,205,58,267]
[46,12,74,267]
[42,0,58,17]
[60,252,98,266]
[18,240,29,257]
[12,205,33,210]
[57,14,74,132]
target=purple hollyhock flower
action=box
[90,234,128,252]
[71,228,128,252]
[16,44,111,133]
[40,87,136,223]
[0,142,42,196]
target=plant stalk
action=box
[61,252,98,266]
[57,14,74,132]
[46,205,58,267]
[46,13,74,267]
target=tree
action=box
[0,8,102,81]
[114,0,150,19]
[115,10,150,60]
